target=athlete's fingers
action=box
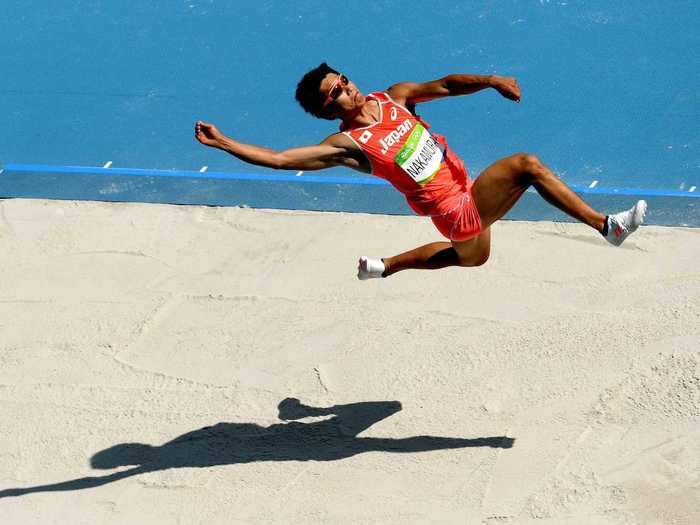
[199,122,215,135]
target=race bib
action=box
[394,123,444,185]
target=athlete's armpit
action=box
[387,80,451,106]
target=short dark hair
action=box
[295,62,339,120]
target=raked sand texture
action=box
[0,199,698,524]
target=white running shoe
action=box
[604,200,647,246]
[357,256,385,280]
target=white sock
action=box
[357,256,385,280]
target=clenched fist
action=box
[492,76,521,103]
[195,121,226,148]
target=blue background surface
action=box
[1,1,698,216]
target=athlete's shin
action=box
[520,154,606,231]
[383,242,460,276]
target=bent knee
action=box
[503,152,547,186]
[512,152,544,174]
[474,249,490,266]
[458,248,490,267]
[517,153,544,173]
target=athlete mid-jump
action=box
[195,63,646,279]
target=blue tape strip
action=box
[2,163,386,186]
[2,163,698,198]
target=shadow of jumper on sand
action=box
[0,398,514,497]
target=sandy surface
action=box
[0,199,698,524]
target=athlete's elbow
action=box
[443,75,461,94]
[268,153,293,170]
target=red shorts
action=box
[403,131,483,242]
[430,188,483,242]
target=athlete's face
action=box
[320,72,365,118]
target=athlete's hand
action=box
[492,76,521,103]
[195,120,226,148]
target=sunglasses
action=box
[322,74,349,109]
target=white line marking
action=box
[295,171,304,177]
[199,166,208,173]
[689,186,696,192]
[589,180,598,188]
[103,161,113,168]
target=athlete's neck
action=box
[341,97,380,129]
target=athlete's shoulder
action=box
[385,83,413,105]
[379,88,417,117]
[369,90,391,102]
[322,132,360,151]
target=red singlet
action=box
[342,92,482,241]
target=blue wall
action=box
[1,1,698,192]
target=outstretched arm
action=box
[195,121,364,172]
[387,74,521,106]
[277,398,402,437]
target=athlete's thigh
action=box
[470,154,529,228]
[452,227,491,266]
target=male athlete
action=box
[195,63,646,279]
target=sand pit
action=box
[0,199,697,524]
